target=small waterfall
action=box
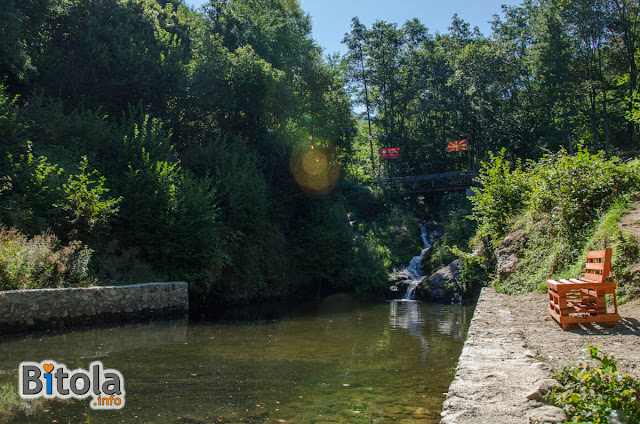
[402,226,432,300]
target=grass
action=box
[493,193,640,301]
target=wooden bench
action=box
[547,248,620,330]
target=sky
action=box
[186,0,524,55]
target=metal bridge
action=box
[383,171,475,194]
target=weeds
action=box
[0,227,93,290]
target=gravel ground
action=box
[500,291,640,379]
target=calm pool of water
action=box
[0,296,473,423]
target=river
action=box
[0,296,472,423]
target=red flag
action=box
[380,147,400,159]
[446,139,468,152]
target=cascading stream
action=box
[402,225,432,300]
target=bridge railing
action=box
[383,171,475,193]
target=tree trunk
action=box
[603,89,610,155]
[560,86,573,155]
[589,83,599,151]
[359,52,376,179]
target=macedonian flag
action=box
[380,147,400,159]
[446,139,468,152]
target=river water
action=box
[0,297,472,423]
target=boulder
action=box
[525,379,562,401]
[496,229,525,281]
[527,405,567,424]
[418,260,462,301]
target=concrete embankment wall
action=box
[440,287,567,424]
[0,282,188,334]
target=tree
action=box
[343,17,376,176]
[528,0,577,154]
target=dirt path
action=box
[501,292,640,379]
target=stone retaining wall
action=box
[440,287,567,424]
[0,282,188,334]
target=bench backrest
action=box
[583,248,613,283]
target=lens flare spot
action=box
[290,142,340,196]
[302,150,327,175]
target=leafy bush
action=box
[546,346,640,423]
[472,149,639,246]
[55,156,121,241]
[0,227,93,290]
[471,149,529,242]
[350,230,392,292]
[1,150,64,235]
[528,149,639,243]
[471,149,640,295]
[423,192,476,275]
[1,148,121,243]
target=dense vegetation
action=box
[1,0,640,305]
[342,0,640,179]
[465,149,639,299]
[0,0,400,301]
[339,0,640,300]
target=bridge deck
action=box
[383,171,474,193]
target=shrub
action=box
[0,149,64,235]
[423,192,476,276]
[472,149,639,247]
[54,156,121,241]
[0,227,93,290]
[1,148,120,243]
[472,149,640,295]
[574,194,640,303]
[471,148,529,243]
[350,230,392,292]
[546,346,640,423]
[528,149,638,243]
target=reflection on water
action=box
[0,296,473,424]
[390,300,430,363]
[0,319,188,372]
[389,300,469,365]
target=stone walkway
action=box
[440,288,566,424]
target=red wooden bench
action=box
[547,248,620,330]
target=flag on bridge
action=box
[380,147,400,159]
[446,139,468,152]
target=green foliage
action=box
[350,231,392,292]
[470,149,529,242]
[0,379,22,422]
[0,227,93,290]
[546,346,640,423]
[471,148,639,245]
[423,193,476,275]
[182,137,276,298]
[54,156,121,241]
[33,0,192,115]
[448,244,488,289]
[1,149,64,235]
[473,150,640,295]
[0,0,370,302]
[0,86,25,151]
[496,222,577,294]
[527,149,639,242]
